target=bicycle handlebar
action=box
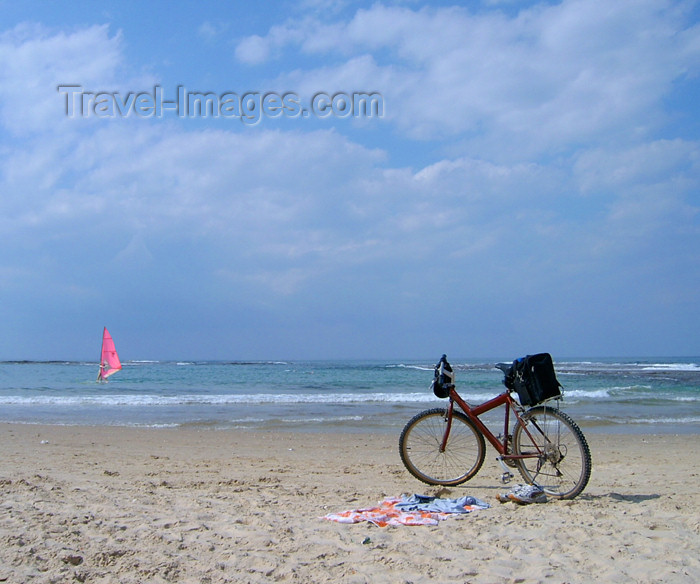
[434,356,515,391]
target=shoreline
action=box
[1,424,699,583]
[2,418,699,436]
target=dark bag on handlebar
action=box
[432,356,454,399]
[511,353,562,406]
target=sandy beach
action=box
[1,424,698,584]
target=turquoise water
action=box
[0,358,698,433]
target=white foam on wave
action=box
[276,415,364,424]
[386,364,433,371]
[0,391,447,407]
[562,388,612,400]
[641,363,700,371]
[614,415,700,425]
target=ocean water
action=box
[0,358,698,434]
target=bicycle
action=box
[399,354,591,499]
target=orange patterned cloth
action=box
[323,495,489,527]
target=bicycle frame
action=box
[400,355,591,498]
[444,387,543,462]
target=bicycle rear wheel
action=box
[512,406,591,499]
[399,408,485,486]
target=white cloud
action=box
[572,139,700,262]
[237,0,700,155]
[1,4,698,357]
[235,34,270,65]
[197,21,229,42]
[0,23,126,135]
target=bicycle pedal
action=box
[500,471,514,484]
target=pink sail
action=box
[98,327,122,381]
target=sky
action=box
[0,0,699,361]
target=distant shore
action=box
[1,423,698,583]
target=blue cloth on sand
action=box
[394,494,490,513]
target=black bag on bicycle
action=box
[432,355,454,399]
[510,353,562,406]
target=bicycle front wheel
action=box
[399,408,485,486]
[512,406,591,499]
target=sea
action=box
[0,358,698,435]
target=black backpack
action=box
[508,353,562,406]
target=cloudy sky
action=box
[1,0,698,360]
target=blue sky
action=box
[1,0,699,360]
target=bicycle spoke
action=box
[513,406,591,499]
[399,408,485,486]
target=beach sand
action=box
[1,424,698,584]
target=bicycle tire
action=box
[399,407,486,486]
[512,406,591,499]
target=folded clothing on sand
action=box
[394,494,490,513]
[323,494,490,527]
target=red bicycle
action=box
[399,354,591,499]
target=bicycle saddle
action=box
[494,362,512,373]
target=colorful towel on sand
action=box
[323,494,490,527]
